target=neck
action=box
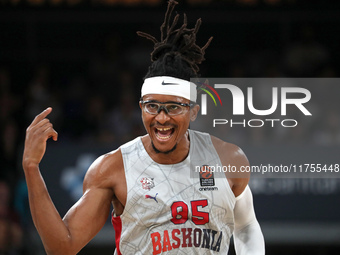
[142,131,190,164]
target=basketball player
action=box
[22,1,265,254]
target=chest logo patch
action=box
[140,177,155,190]
[199,165,215,186]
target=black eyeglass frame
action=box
[139,100,195,115]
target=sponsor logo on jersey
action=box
[199,165,218,191]
[145,193,158,203]
[140,177,155,190]
[199,165,215,186]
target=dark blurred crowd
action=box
[1,4,340,254]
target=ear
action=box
[190,104,200,121]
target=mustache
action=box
[150,122,177,129]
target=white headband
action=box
[141,76,197,102]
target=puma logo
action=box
[145,193,158,203]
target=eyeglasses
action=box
[140,100,194,116]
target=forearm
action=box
[233,185,265,255]
[24,164,72,254]
[234,220,265,255]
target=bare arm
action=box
[211,135,265,254]
[210,135,250,196]
[22,108,114,255]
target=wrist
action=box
[22,159,40,173]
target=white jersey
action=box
[112,129,236,255]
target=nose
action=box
[155,109,171,124]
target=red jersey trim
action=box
[112,214,122,255]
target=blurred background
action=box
[1,0,340,254]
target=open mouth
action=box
[154,127,175,141]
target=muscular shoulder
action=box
[83,149,124,192]
[210,135,250,197]
[210,135,248,165]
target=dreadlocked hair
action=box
[137,0,213,81]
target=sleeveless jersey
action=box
[112,129,236,255]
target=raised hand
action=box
[23,107,58,170]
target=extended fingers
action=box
[26,108,58,142]
[31,107,53,127]
[27,117,51,134]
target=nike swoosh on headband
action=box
[141,76,197,102]
[162,80,179,85]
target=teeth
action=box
[155,127,173,140]
[156,127,172,131]
[156,133,171,140]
